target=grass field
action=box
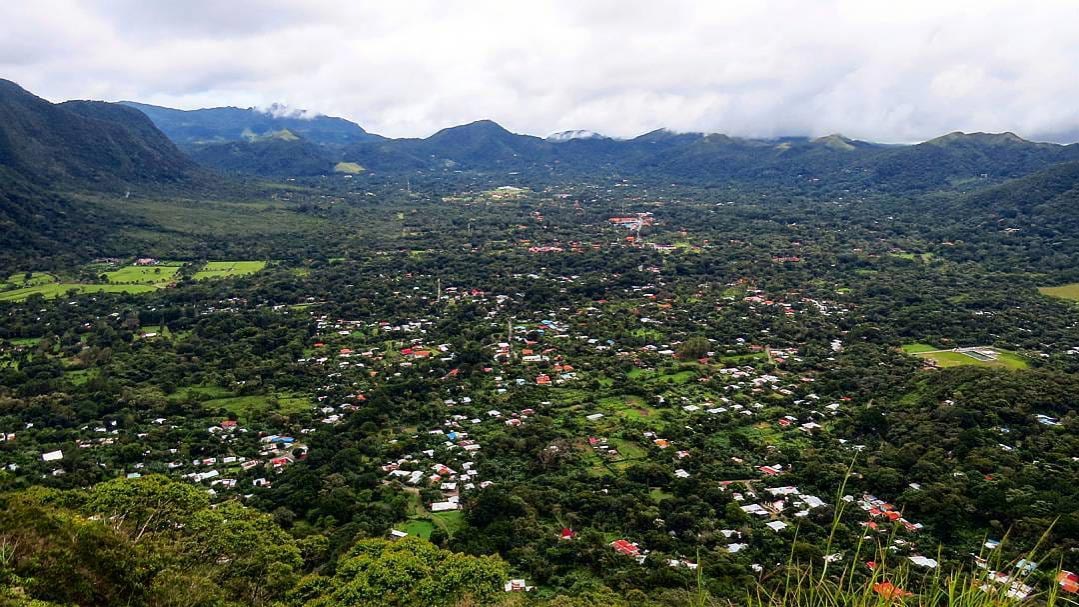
[0,283,159,302]
[1038,283,1079,301]
[0,265,178,303]
[10,337,42,346]
[3,272,58,288]
[430,511,466,536]
[903,344,1027,370]
[103,265,181,284]
[201,393,312,420]
[334,161,365,174]
[401,519,435,539]
[85,195,326,238]
[193,261,267,281]
[659,369,697,384]
[649,488,674,502]
[609,437,647,460]
[901,343,940,354]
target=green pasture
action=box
[0,283,159,302]
[103,264,181,284]
[1039,283,1079,301]
[193,261,267,281]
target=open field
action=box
[0,283,159,302]
[1038,283,1079,301]
[85,195,326,237]
[334,161,365,174]
[103,264,181,284]
[902,344,1028,370]
[193,261,267,281]
[201,393,312,420]
[0,265,179,303]
[401,519,435,539]
[10,337,42,346]
[3,272,58,288]
[431,510,466,536]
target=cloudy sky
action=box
[3,0,1079,142]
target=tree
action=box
[304,537,508,607]
[677,335,710,360]
[85,474,209,542]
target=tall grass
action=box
[696,460,1075,607]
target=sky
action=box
[3,0,1079,143]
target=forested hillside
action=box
[0,80,195,186]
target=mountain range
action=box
[119,100,1079,188]
[4,77,1079,191]
[3,76,1079,272]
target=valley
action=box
[0,79,1078,607]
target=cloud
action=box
[2,0,1079,142]
[257,103,321,120]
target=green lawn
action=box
[904,345,1028,370]
[9,337,42,346]
[0,283,159,302]
[660,370,697,384]
[431,511,466,537]
[401,519,435,539]
[103,265,181,284]
[193,261,267,281]
[66,369,96,385]
[649,488,674,503]
[901,343,939,354]
[1039,283,1079,301]
[138,325,174,339]
[4,272,58,288]
[201,393,312,420]
[609,438,647,460]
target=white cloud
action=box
[2,0,1078,142]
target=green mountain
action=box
[951,159,1079,227]
[0,79,195,187]
[854,131,1079,190]
[121,101,381,146]
[122,95,1079,189]
[186,130,336,177]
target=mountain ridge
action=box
[120,101,382,146]
[0,79,196,187]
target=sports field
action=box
[902,344,1027,370]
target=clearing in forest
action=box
[902,344,1027,370]
[1038,283,1079,301]
[193,261,267,281]
[103,264,181,284]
